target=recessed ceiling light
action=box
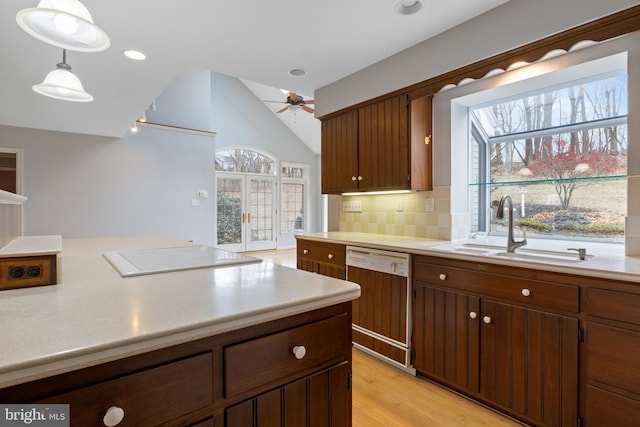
[124,50,146,60]
[288,68,307,78]
[394,0,423,15]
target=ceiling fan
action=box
[264,92,315,114]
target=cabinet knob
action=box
[303,249,309,254]
[521,288,531,297]
[357,176,363,181]
[439,273,447,281]
[483,316,492,324]
[352,176,357,181]
[469,311,478,319]
[293,345,307,360]
[103,406,125,427]
[328,254,334,260]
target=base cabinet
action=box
[413,256,579,427]
[225,363,350,427]
[0,303,353,427]
[296,239,346,279]
[584,287,640,427]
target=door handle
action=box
[242,213,245,223]
[247,213,251,223]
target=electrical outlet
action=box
[396,198,403,212]
[425,198,435,212]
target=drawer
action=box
[414,262,579,313]
[587,288,640,324]
[297,240,345,266]
[224,313,350,397]
[586,385,640,427]
[39,352,213,426]
[586,322,640,395]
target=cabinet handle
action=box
[293,345,307,360]
[328,254,334,260]
[242,213,245,223]
[469,311,478,319]
[521,288,531,297]
[439,273,447,281]
[483,316,492,324]
[303,249,309,254]
[103,406,125,427]
[352,176,357,181]
[425,134,431,145]
[357,176,363,181]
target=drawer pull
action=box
[521,288,531,297]
[103,406,125,427]
[293,345,307,360]
[303,249,309,254]
[483,316,492,324]
[469,311,478,319]
[439,273,447,281]
[328,254,334,260]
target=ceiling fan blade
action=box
[277,106,290,113]
[304,100,315,105]
[263,100,287,103]
[289,92,300,102]
[302,105,315,114]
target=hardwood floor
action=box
[248,248,525,427]
[352,349,523,427]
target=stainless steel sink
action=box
[433,242,591,264]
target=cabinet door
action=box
[480,300,578,427]
[225,363,350,427]
[413,283,480,393]
[409,94,433,191]
[321,110,359,194]
[358,95,409,191]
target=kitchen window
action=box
[469,69,628,242]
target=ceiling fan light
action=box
[32,63,93,102]
[16,0,110,52]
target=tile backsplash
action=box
[339,186,464,240]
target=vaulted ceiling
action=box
[0,0,507,146]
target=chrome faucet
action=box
[496,194,527,253]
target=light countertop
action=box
[0,235,62,257]
[0,237,361,388]
[296,232,640,283]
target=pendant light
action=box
[16,0,110,52]
[33,49,93,102]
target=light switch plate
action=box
[343,200,362,212]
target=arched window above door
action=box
[215,147,275,175]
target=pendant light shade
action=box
[33,50,93,102]
[16,0,110,52]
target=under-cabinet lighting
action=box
[342,190,413,196]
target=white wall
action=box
[1,70,318,246]
[315,0,640,116]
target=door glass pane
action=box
[250,178,274,242]
[217,177,242,245]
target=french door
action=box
[216,173,277,252]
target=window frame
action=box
[280,162,309,236]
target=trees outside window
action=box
[471,72,627,241]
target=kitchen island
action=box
[0,237,360,426]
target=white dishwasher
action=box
[346,246,415,374]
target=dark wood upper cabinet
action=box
[320,94,432,194]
